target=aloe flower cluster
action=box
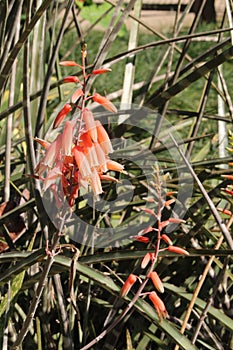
[120,180,189,321]
[35,46,123,207]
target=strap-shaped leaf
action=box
[147,46,233,108]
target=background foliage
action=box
[0,0,233,349]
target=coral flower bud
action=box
[222,174,233,180]
[141,252,155,269]
[132,236,150,243]
[34,137,50,149]
[166,191,177,196]
[168,217,186,224]
[106,160,124,172]
[149,272,164,293]
[53,103,72,129]
[138,226,156,235]
[141,208,156,216]
[149,291,168,320]
[59,60,81,67]
[120,274,137,297]
[92,93,117,113]
[224,188,233,196]
[161,234,173,246]
[63,76,80,83]
[92,68,112,75]
[83,109,97,143]
[71,88,84,104]
[99,174,119,183]
[217,208,232,216]
[167,246,189,256]
[164,198,176,207]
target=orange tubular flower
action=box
[96,121,113,154]
[85,144,99,169]
[149,291,168,321]
[79,131,93,148]
[120,274,137,297]
[94,142,107,166]
[53,103,72,129]
[167,245,189,256]
[83,109,97,143]
[72,146,92,178]
[149,272,164,293]
[92,93,117,113]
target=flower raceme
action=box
[34,51,122,206]
[120,184,189,321]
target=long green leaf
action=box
[165,283,233,332]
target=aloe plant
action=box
[0,1,233,349]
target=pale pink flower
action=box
[62,121,75,156]
[89,168,103,196]
[43,134,62,168]
[83,109,97,143]
[43,166,62,192]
